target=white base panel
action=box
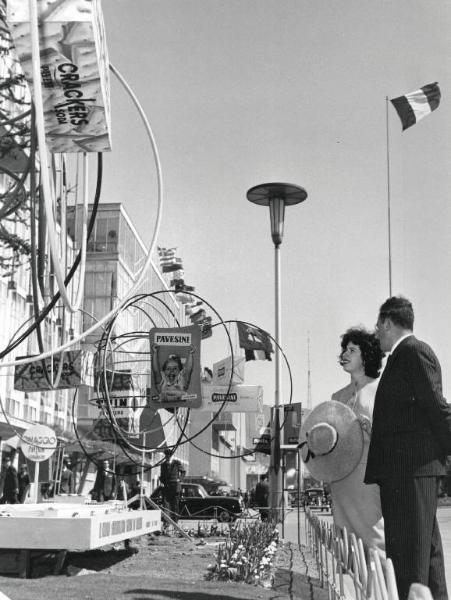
[0,503,161,550]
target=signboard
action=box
[283,402,303,445]
[14,350,94,391]
[94,369,144,424]
[7,0,111,153]
[93,414,140,439]
[199,384,263,413]
[212,355,245,386]
[148,325,202,409]
[253,427,271,454]
[21,424,57,462]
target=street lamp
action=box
[246,182,308,521]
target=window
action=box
[88,214,119,253]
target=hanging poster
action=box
[14,350,94,391]
[6,0,111,153]
[148,325,202,408]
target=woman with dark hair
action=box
[330,327,385,552]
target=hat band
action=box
[298,435,339,462]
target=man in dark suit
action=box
[0,455,19,504]
[365,296,451,600]
[160,449,185,524]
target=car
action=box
[151,482,244,522]
[302,487,331,512]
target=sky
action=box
[98,0,451,409]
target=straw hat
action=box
[299,400,364,483]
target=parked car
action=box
[302,487,331,512]
[290,491,306,507]
[151,483,244,522]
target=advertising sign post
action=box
[21,424,58,503]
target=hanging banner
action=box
[212,355,245,386]
[199,384,263,413]
[6,0,111,153]
[148,325,202,408]
[14,350,94,391]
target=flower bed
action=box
[206,520,279,587]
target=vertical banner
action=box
[148,325,202,408]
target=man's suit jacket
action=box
[2,466,19,501]
[365,335,451,483]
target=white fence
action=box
[304,509,399,600]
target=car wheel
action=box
[217,510,232,523]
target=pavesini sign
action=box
[199,384,263,413]
[6,0,111,153]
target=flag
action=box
[170,278,195,293]
[199,316,212,339]
[162,258,183,273]
[185,301,203,316]
[237,322,273,361]
[157,246,176,261]
[157,247,183,272]
[390,82,441,131]
[189,308,206,323]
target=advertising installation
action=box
[212,355,245,385]
[148,325,202,409]
[21,424,58,503]
[14,350,94,391]
[7,0,111,153]
[200,384,263,413]
[94,369,143,436]
[21,424,58,462]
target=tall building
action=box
[68,202,189,492]
[0,28,83,452]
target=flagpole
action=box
[386,96,393,296]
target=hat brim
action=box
[299,401,363,483]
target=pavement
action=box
[274,507,330,600]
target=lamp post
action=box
[247,182,307,520]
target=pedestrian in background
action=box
[254,474,269,521]
[366,296,451,600]
[18,464,30,503]
[160,448,185,523]
[92,459,117,502]
[59,459,74,494]
[0,455,18,504]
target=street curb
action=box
[274,541,329,600]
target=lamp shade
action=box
[246,182,308,246]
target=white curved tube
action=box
[28,0,79,311]
[69,152,88,310]
[0,60,165,368]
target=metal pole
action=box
[386,96,393,296]
[269,243,283,520]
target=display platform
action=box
[0,502,161,551]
